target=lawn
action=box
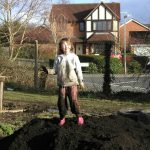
[0,90,150,138]
[3,90,150,114]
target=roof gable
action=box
[120,19,150,30]
[51,3,120,22]
[84,2,120,20]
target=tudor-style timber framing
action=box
[51,2,120,55]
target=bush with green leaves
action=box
[133,56,148,68]
[18,44,35,59]
[0,123,15,136]
[79,55,124,74]
[78,55,104,73]
[90,55,104,73]
[88,63,98,73]
[110,58,124,74]
[127,60,142,73]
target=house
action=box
[15,26,56,59]
[119,19,150,53]
[23,26,52,44]
[50,2,120,55]
[15,26,53,44]
[130,31,150,56]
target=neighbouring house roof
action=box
[51,3,120,22]
[130,31,150,44]
[15,26,52,44]
[120,19,150,30]
[87,33,115,42]
[144,24,150,29]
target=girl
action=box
[51,37,84,126]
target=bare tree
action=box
[43,0,70,56]
[0,0,50,61]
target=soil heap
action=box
[0,112,150,150]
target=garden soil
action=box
[0,112,150,150]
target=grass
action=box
[4,90,150,114]
[4,91,57,105]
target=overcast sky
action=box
[72,0,150,24]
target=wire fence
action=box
[1,58,149,94]
[83,73,150,93]
[16,58,150,94]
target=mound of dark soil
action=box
[0,113,150,150]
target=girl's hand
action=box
[47,69,55,75]
[80,82,85,90]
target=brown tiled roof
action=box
[23,26,52,43]
[87,33,115,42]
[130,31,150,44]
[70,36,83,42]
[51,3,120,22]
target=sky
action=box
[71,0,150,24]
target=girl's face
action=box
[61,41,71,54]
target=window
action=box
[92,21,112,31]
[79,22,85,31]
[93,43,105,54]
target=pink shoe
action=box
[59,118,65,126]
[78,116,84,125]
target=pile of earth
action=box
[0,112,150,150]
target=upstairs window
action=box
[79,22,85,32]
[92,21,112,31]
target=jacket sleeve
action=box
[74,55,83,84]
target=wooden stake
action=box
[34,40,39,89]
[0,76,5,111]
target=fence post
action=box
[103,42,112,95]
[0,76,5,111]
[34,40,39,89]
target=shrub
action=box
[18,44,35,59]
[39,49,55,60]
[110,58,124,74]
[78,55,93,62]
[90,55,104,73]
[79,55,104,73]
[0,123,15,136]
[88,63,98,73]
[133,56,148,68]
[128,60,142,73]
[0,58,34,90]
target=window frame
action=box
[92,20,112,32]
[79,22,85,32]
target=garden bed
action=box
[0,110,150,150]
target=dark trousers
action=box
[58,85,80,119]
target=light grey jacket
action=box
[53,52,83,87]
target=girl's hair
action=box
[58,37,74,54]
